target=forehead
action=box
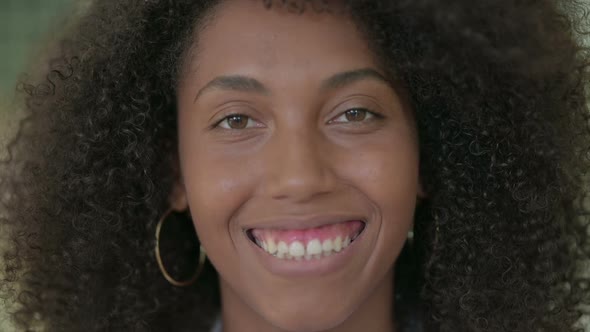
[183,0,377,87]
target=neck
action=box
[219,269,396,332]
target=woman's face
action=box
[176,0,421,330]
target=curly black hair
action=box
[1,0,590,331]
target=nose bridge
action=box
[263,124,335,202]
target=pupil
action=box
[228,115,247,129]
[345,109,366,122]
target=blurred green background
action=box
[0,0,73,107]
[1,1,74,329]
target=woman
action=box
[1,0,589,331]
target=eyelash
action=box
[212,108,383,130]
[330,108,384,124]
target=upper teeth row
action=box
[255,236,352,260]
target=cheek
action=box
[340,130,420,214]
[343,135,419,258]
[349,146,419,202]
[180,158,251,268]
[177,122,252,269]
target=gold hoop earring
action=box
[407,229,415,246]
[155,208,206,287]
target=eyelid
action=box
[327,96,386,123]
[209,103,263,128]
[213,113,264,130]
[329,108,382,124]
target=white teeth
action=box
[342,236,351,248]
[277,241,289,259]
[289,241,305,258]
[267,239,277,255]
[306,239,322,256]
[322,239,333,252]
[255,232,362,260]
[333,236,343,252]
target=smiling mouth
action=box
[246,220,366,260]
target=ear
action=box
[169,178,189,212]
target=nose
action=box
[261,128,337,203]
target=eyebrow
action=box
[193,68,390,103]
[322,68,390,90]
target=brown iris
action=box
[344,109,367,122]
[226,115,248,129]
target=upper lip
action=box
[243,213,367,231]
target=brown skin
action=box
[174,1,421,331]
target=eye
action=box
[330,108,379,124]
[215,114,260,130]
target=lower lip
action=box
[247,222,366,278]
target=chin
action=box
[261,299,356,332]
